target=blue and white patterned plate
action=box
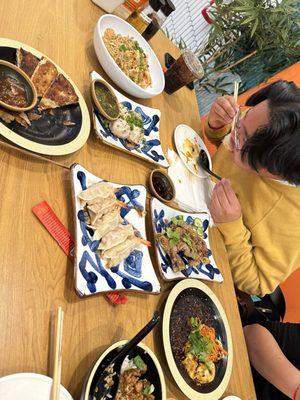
[151,198,223,283]
[91,71,169,168]
[71,164,161,296]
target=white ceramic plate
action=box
[93,14,165,99]
[0,373,73,400]
[151,197,223,283]
[82,341,167,400]
[162,279,233,400]
[71,163,161,296]
[174,124,212,178]
[223,397,242,400]
[91,71,168,168]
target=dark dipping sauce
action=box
[0,72,27,107]
[94,82,119,119]
[169,288,228,393]
[152,171,174,201]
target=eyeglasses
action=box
[232,107,251,151]
[232,108,242,150]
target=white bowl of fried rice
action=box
[94,14,165,99]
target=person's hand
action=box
[210,178,241,224]
[208,95,238,129]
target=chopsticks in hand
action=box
[231,81,240,132]
[50,306,64,400]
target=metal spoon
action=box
[198,149,222,181]
[92,311,160,400]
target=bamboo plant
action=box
[184,0,300,94]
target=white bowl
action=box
[93,14,165,99]
[0,373,73,400]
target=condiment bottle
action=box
[127,0,164,34]
[114,0,148,19]
[126,1,150,33]
[142,0,175,41]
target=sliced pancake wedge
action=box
[31,57,58,97]
[39,73,78,110]
[16,48,40,78]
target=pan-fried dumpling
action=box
[99,224,135,251]
[102,237,141,268]
[78,182,115,204]
[87,198,117,225]
[92,209,122,241]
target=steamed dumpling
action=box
[110,118,130,139]
[127,125,144,145]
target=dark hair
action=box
[241,80,300,185]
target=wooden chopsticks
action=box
[231,81,240,131]
[0,139,70,170]
[50,306,64,400]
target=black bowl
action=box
[0,46,82,146]
[81,341,166,400]
[162,279,233,399]
[169,287,228,393]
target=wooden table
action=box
[0,1,256,399]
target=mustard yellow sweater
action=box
[205,120,300,296]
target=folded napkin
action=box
[167,149,214,217]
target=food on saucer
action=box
[103,28,152,89]
[115,355,155,400]
[182,317,227,385]
[27,111,42,121]
[0,108,31,127]
[31,57,58,97]
[0,48,79,128]
[39,74,78,110]
[16,48,40,78]
[180,137,200,174]
[156,215,209,272]
[78,181,150,268]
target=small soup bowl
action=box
[91,78,120,121]
[149,169,176,203]
[0,60,37,112]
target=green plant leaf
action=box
[241,16,256,25]
[250,19,259,37]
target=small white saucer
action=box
[0,373,73,400]
[174,124,212,179]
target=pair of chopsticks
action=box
[0,139,70,170]
[231,81,240,131]
[50,306,64,400]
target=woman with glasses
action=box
[205,80,300,297]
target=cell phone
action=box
[164,52,195,91]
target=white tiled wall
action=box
[162,0,211,53]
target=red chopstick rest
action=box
[32,201,128,305]
[32,201,74,259]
